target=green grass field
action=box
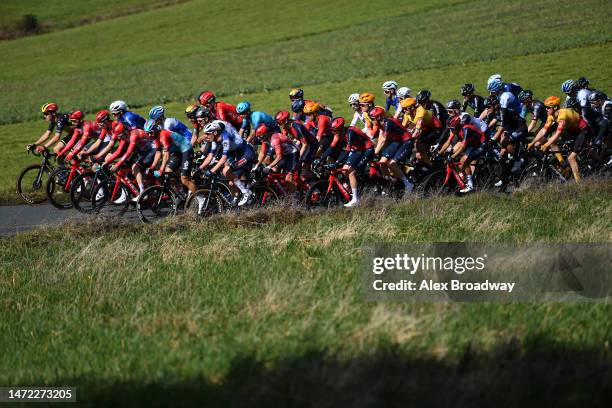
[1,180,611,404]
[1,0,611,404]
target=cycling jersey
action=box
[305,114,333,141]
[383,117,411,142]
[215,102,243,130]
[430,100,449,124]
[466,116,489,133]
[61,121,102,158]
[499,92,523,131]
[521,100,547,123]
[263,133,298,157]
[117,129,158,167]
[241,111,276,134]
[555,108,584,133]
[119,111,146,130]
[158,129,192,154]
[218,121,246,156]
[576,89,593,108]
[350,111,366,128]
[385,95,399,112]
[503,82,523,97]
[345,126,374,151]
[284,121,317,145]
[163,117,192,142]
[408,106,441,131]
[462,95,486,117]
[47,113,73,136]
[456,124,486,148]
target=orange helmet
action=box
[41,103,58,114]
[303,100,320,115]
[400,97,417,109]
[368,107,386,120]
[359,93,375,104]
[544,96,561,108]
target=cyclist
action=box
[30,103,75,164]
[415,90,449,126]
[74,110,114,161]
[487,74,523,97]
[202,121,256,206]
[109,100,146,130]
[401,96,443,169]
[574,77,593,111]
[236,101,278,143]
[329,117,375,207]
[291,99,307,122]
[518,90,547,134]
[369,107,414,192]
[348,93,367,129]
[56,111,91,160]
[359,92,379,137]
[393,87,413,120]
[197,91,242,130]
[382,80,399,113]
[253,123,299,194]
[148,105,192,143]
[276,110,318,180]
[460,83,486,117]
[303,100,333,153]
[532,96,588,183]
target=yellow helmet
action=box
[289,88,304,99]
[41,102,58,113]
[359,92,375,104]
[544,96,561,108]
[303,100,320,114]
[400,97,417,109]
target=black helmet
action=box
[291,99,305,113]
[460,83,475,96]
[575,76,589,89]
[565,97,580,110]
[416,90,431,104]
[518,90,533,102]
[196,106,212,120]
[588,91,605,102]
[446,99,461,110]
[484,95,499,107]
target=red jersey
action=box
[263,132,298,157]
[216,102,242,130]
[284,121,317,145]
[345,126,374,151]
[383,117,411,142]
[305,114,332,141]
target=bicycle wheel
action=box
[416,170,451,197]
[136,185,178,223]
[305,180,343,210]
[184,188,223,218]
[92,179,131,217]
[250,183,280,208]
[70,171,103,214]
[46,168,75,209]
[16,164,50,204]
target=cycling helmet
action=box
[368,107,385,120]
[203,121,223,134]
[291,99,305,113]
[144,119,161,133]
[41,102,58,114]
[69,110,84,122]
[518,90,533,102]
[415,90,431,104]
[397,87,412,99]
[275,110,290,124]
[331,117,345,131]
[561,79,575,94]
[565,97,579,110]
[382,80,398,91]
[460,112,471,124]
[185,104,200,119]
[575,76,589,89]
[347,93,360,104]
[446,99,461,110]
[255,123,269,137]
[148,105,165,120]
[487,74,502,86]
[198,91,216,105]
[487,79,502,93]
[303,101,320,115]
[359,92,375,104]
[289,88,304,99]
[236,101,251,114]
[109,100,128,114]
[447,115,461,129]
[588,91,606,102]
[195,106,212,120]
[113,122,126,135]
[95,110,111,124]
[544,96,561,108]
[460,83,475,96]
[484,95,499,107]
[399,97,417,109]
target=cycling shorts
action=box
[346,148,374,170]
[300,141,319,163]
[129,149,156,169]
[464,145,486,161]
[228,144,255,177]
[416,128,440,149]
[276,152,299,173]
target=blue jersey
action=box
[385,95,399,112]
[121,111,146,130]
[159,130,192,153]
[503,82,523,97]
[241,111,276,133]
[163,117,192,142]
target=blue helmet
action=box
[144,119,161,133]
[148,105,165,120]
[291,99,305,113]
[487,79,502,93]
[236,101,251,114]
[561,79,575,94]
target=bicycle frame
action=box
[442,159,467,189]
[325,169,351,201]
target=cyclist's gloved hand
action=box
[35,145,46,154]
[153,170,161,178]
[263,166,272,175]
[313,159,321,167]
[204,170,213,178]
[252,163,261,172]
[26,144,35,152]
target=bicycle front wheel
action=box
[16,164,50,204]
[46,168,75,209]
[92,179,131,217]
[184,188,223,218]
[136,185,178,223]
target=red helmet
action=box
[275,110,290,124]
[112,122,126,135]
[41,103,58,114]
[447,115,461,129]
[70,110,84,122]
[198,91,216,105]
[331,117,345,132]
[95,109,111,124]
[368,107,385,120]
[255,123,269,137]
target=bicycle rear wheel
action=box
[16,164,50,204]
[92,179,131,217]
[136,185,178,223]
[416,170,450,196]
[46,168,75,209]
[70,171,103,214]
[184,188,223,218]
[305,180,343,210]
[250,183,280,208]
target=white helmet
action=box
[382,80,398,91]
[203,121,223,134]
[347,93,360,104]
[460,112,471,124]
[397,87,412,99]
[487,74,502,87]
[109,100,128,114]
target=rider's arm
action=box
[438,130,455,155]
[33,130,52,146]
[57,128,81,157]
[103,140,126,165]
[159,150,171,173]
[374,129,387,156]
[257,141,269,165]
[319,133,340,162]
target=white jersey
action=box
[576,89,593,108]
[469,116,488,133]
[350,111,366,127]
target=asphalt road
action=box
[0,204,87,236]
